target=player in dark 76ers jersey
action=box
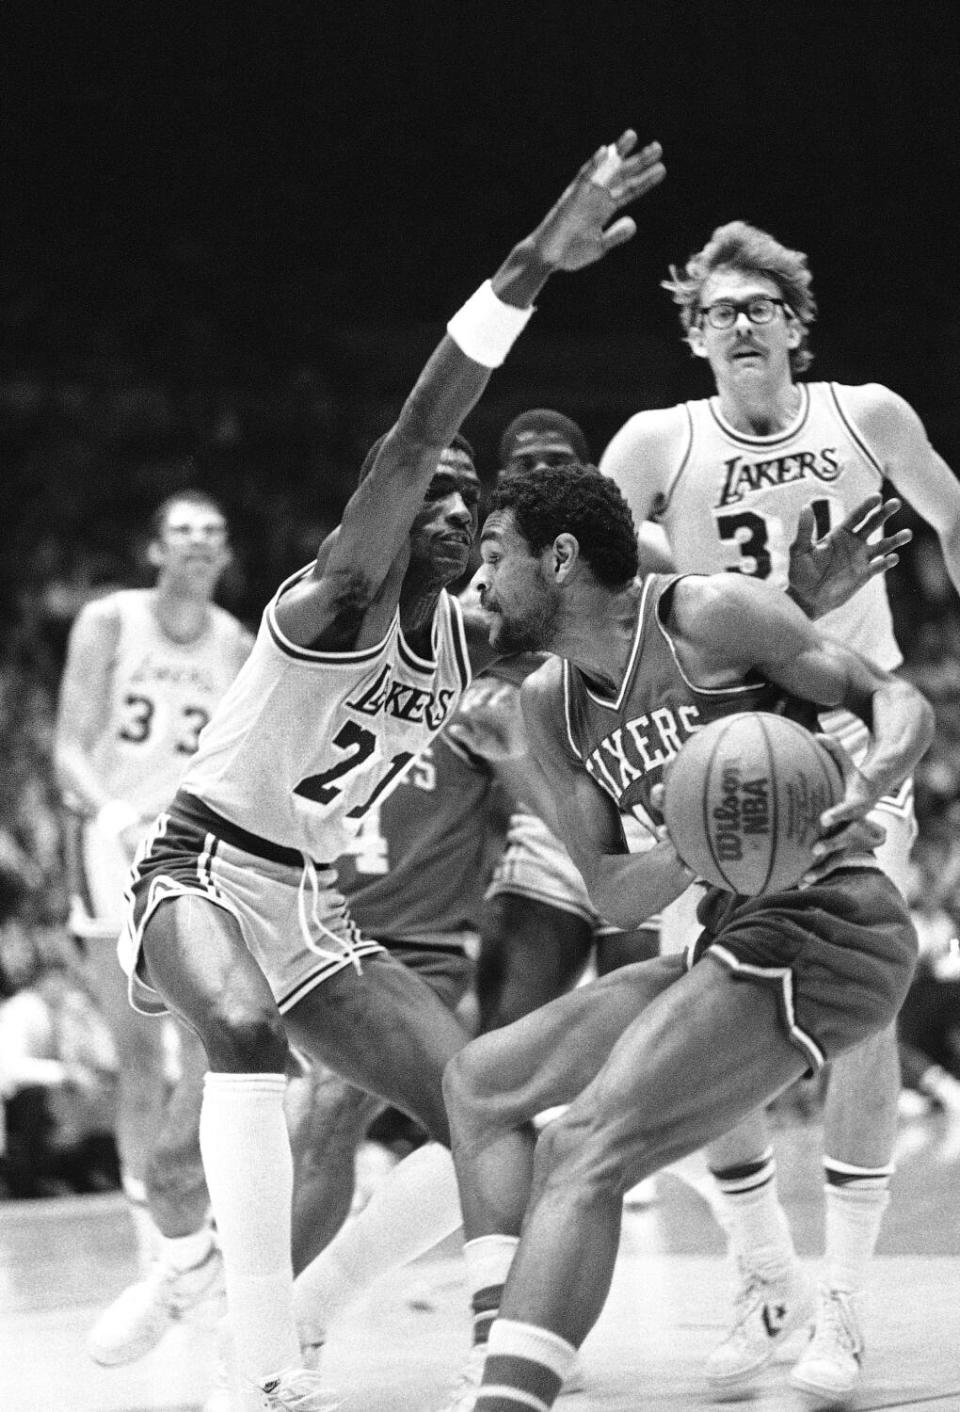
[600,221,960,1398]
[117,133,666,1410]
[438,463,932,1412]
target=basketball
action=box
[662,711,845,895]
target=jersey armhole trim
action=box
[827,383,886,479]
[657,402,695,518]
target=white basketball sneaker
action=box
[87,1243,225,1365]
[206,1324,327,1412]
[705,1258,815,1388]
[257,1367,340,1410]
[436,1342,585,1412]
[790,1286,864,1400]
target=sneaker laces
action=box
[729,1265,767,1324]
[809,1289,862,1358]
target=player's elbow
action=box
[582,867,647,933]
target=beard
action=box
[489,587,561,655]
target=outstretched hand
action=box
[529,129,665,273]
[788,493,912,619]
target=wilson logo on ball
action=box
[663,711,844,895]
[713,762,770,861]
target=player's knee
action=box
[442,1039,501,1131]
[202,994,288,1072]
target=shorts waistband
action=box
[172,790,330,870]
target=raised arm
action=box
[278,131,665,648]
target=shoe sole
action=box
[790,1367,860,1400]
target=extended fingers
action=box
[588,137,665,200]
[846,494,907,540]
[600,215,639,250]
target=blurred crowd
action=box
[1,359,959,1198]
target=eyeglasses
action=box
[698,296,792,330]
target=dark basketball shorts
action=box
[379,940,474,1013]
[688,865,918,1073]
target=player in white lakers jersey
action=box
[438,460,931,1412]
[600,220,960,1398]
[54,489,251,1323]
[117,133,667,1410]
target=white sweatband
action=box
[446,280,534,368]
[96,799,140,838]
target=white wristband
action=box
[96,799,140,838]
[446,280,534,368]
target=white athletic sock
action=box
[199,1072,300,1383]
[121,1172,162,1273]
[464,1234,519,1346]
[663,1150,731,1229]
[158,1225,214,1273]
[476,1318,577,1411]
[711,1148,796,1274]
[293,1141,461,1345]
[823,1159,891,1295]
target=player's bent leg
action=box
[82,937,167,1227]
[701,1104,813,1390]
[508,963,807,1342]
[87,978,226,1367]
[147,1018,210,1234]
[283,951,471,1143]
[466,965,809,1412]
[141,895,302,1391]
[789,1022,900,1399]
[288,1065,384,1273]
[475,895,593,1032]
[445,955,684,1236]
[438,954,687,1405]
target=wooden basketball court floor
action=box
[3,1112,958,1412]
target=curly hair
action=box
[490,463,639,588]
[663,220,817,374]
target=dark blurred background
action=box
[2,0,960,918]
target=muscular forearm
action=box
[859,679,935,799]
[490,238,554,309]
[581,839,694,931]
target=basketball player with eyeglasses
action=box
[437,456,931,1412]
[599,222,960,1400]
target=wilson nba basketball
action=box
[662,711,845,895]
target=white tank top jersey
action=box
[90,590,249,820]
[652,383,902,671]
[179,566,472,861]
